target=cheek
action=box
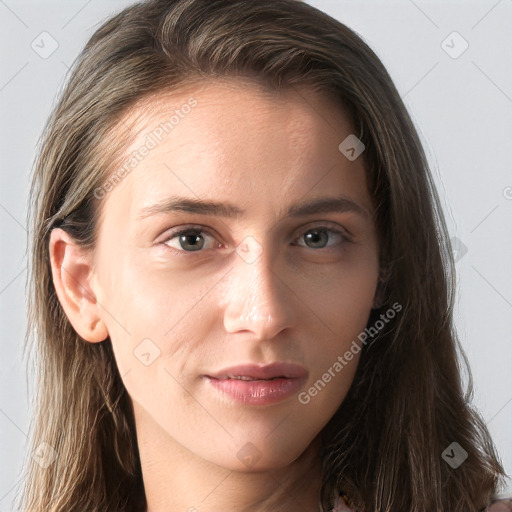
[295,260,378,406]
[100,258,218,398]
[100,247,202,336]
[295,253,378,329]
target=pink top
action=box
[328,495,512,511]
[485,499,512,511]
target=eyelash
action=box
[159,223,352,256]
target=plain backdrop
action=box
[1,0,511,509]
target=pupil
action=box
[181,234,204,251]
[306,230,327,248]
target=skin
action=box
[49,78,381,512]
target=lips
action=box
[205,362,307,381]
[204,362,308,405]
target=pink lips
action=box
[204,363,308,405]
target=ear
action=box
[49,228,108,343]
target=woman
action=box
[18,0,510,510]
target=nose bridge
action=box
[223,237,292,338]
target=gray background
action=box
[1,0,511,508]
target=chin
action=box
[203,435,313,473]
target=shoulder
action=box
[484,498,512,511]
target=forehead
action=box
[96,78,371,228]
[121,77,355,153]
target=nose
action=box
[223,238,295,340]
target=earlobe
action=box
[49,228,108,343]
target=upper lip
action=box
[205,363,307,380]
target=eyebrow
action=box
[137,195,371,221]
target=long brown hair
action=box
[19,0,506,510]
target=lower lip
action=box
[205,376,305,405]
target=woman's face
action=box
[89,79,380,471]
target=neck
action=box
[132,402,324,512]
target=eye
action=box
[163,226,220,253]
[161,223,351,255]
[295,226,350,250]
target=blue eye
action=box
[297,228,347,249]
[162,225,350,254]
